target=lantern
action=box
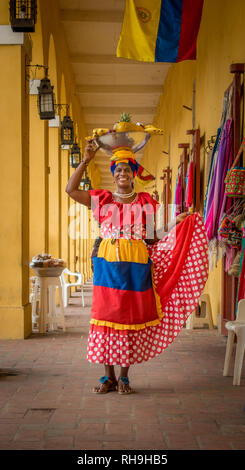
[70,140,81,168]
[9,0,37,32]
[61,112,74,146]
[37,69,55,120]
[80,170,92,191]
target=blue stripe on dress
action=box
[155,0,183,62]
[92,257,153,292]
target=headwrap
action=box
[110,148,155,186]
[110,149,139,176]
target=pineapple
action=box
[119,112,132,123]
[113,113,143,132]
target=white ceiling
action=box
[59,0,170,190]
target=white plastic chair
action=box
[39,275,66,333]
[29,276,40,329]
[186,293,214,330]
[223,299,245,385]
[60,268,85,308]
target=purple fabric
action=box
[205,119,234,241]
[204,147,219,224]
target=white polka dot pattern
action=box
[87,214,209,366]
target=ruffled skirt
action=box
[87,213,209,366]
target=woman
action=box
[66,141,209,394]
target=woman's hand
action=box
[84,140,100,163]
[176,212,191,224]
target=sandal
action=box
[118,377,135,395]
[92,376,118,394]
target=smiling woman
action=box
[65,137,209,396]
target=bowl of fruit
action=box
[86,113,163,156]
[30,253,66,277]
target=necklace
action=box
[113,191,136,199]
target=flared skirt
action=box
[87,213,209,366]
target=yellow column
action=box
[29,0,47,261]
[68,167,76,274]
[78,203,83,281]
[80,205,87,282]
[85,208,89,281]
[61,150,69,265]
[0,41,32,339]
[29,97,46,258]
[48,126,59,258]
[88,210,92,279]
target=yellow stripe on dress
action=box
[90,317,162,331]
[98,238,149,264]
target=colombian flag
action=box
[117,0,204,63]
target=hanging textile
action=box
[204,149,213,191]
[174,172,182,216]
[203,84,233,224]
[203,128,222,223]
[185,160,194,208]
[172,176,177,218]
[205,118,234,241]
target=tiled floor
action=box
[0,281,245,450]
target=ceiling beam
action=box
[86,123,113,129]
[77,85,163,94]
[83,107,156,115]
[70,54,151,65]
[60,9,123,23]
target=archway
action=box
[29,0,46,259]
[60,73,69,267]
[47,33,59,259]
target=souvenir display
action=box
[224,137,245,198]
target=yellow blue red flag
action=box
[117,0,204,63]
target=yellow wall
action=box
[0,0,97,338]
[0,44,32,338]
[142,0,245,326]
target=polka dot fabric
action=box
[87,213,209,366]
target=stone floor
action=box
[0,281,245,450]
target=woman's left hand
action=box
[176,212,191,224]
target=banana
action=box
[114,122,145,132]
[92,128,109,138]
[144,125,163,135]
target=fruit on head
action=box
[114,113,145,132]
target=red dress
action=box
[86,190,209,366]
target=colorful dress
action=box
[87,189,209,367]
